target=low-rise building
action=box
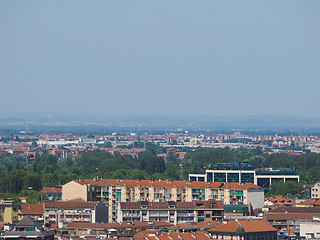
[1,216,54,240]
[311,181,320,199]
[207,219,278,240]
[265,206,320,237]
[43,199,108,227]
[19,204,44,222]
[300,216,320,239]
[118,200,224,225]
[0,199,19,224]
[42,187,62,200]
[66,221,172,238]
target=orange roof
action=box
[42,187,62,194]
[20,204,44,214]
[208,220,277,233]
[169,221,220,230]
[265,195,295,206]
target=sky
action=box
[1,1,320,119]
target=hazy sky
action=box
[1,1,320,118]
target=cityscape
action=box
[1,0,320,239]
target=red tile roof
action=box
[42,187,62,195]
[207,220,277,233]
[20,204,44,214]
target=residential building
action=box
[265,206,320,237]
[42,187,62,200]
[43,199,108,227]
[300,216,320,239]
[168,221,219,233]
[18,204,44,222]
[223,205,252,217]
[0,199,19,224]
[311,181,320,199]
[117,200,224,224]
[66,221,173,238]
[132,230,212,240]
[0,216,54,240]
[62,179,264,223]
[207,219,278,240]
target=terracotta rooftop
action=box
[265,195,295,206]
[207,220,277,233]
[169,221,220,230]
[44,199,98,209]
[42,187,62,195]
[132,230,212,240]
[72,178,262,190]
[20,204,44,214]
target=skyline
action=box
[1,1,320,118]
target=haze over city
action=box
[1,1,320,120]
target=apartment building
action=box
[62,179,264,223]
[19,204,44,222]
[265,206,320,237]
[42,187,62,200]
[311,181,320,198]
[207,220,278,240]
[43,199,108,227]
[118,200,223,224]
[0,199,19,224]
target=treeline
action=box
[1,146,320,202]
[0,147,175,202]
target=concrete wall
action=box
[247,189,264,209]
[62,181,88,201]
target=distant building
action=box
[42,187,62,200]
[311,181,320,199]
[189,162,299,188]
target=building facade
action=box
[62,179,264,223]
[118,200,224,225]
[189,162,300,188]
[43,199,108,227]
